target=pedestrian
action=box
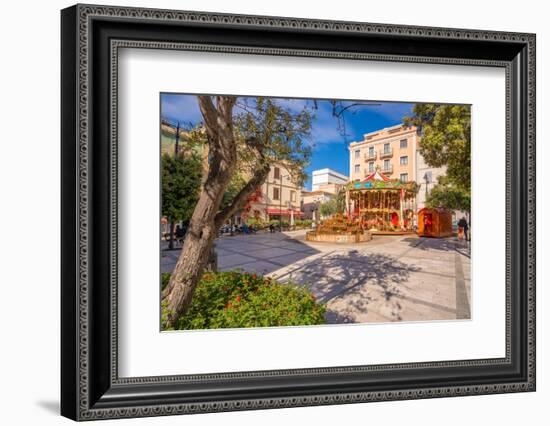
[269,223,275,233]
[458,217,469,241]
[175,224,186,246]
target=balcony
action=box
[381,165,393,174]
[379,147,393,159]
[364,151,377,161]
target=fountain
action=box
[306,213,372,244]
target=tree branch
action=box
[214,161,271,228]
[197,96,219,142]
[330,101,382,118]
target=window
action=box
[354,149,360,159]
[290,190,296,202]
[368,146,375,156]
[273,166,280,180]
[384,159,390,170]
[368,162,374,172]
[400,173,408,182]
[273,187,280,200]
[354,164,360,174]
[400,139,408,149]
[383,143,390,153]
[400,156,408,165]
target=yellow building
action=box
[240,164,303,223]
[348,124,418,183]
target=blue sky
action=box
[161,94,414,190]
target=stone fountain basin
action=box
[306,230,372,243]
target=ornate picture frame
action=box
[61,4,535,421]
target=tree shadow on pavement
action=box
[402,237,470,258]
[325,310,357,324]
[283,250,421,322]
[403,237,455,251]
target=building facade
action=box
[348,124,447,213]
[348,124,418,183]
[243,164,303,223]
[312,168,348,192]
[300,190,335,220]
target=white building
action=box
[300,190,335,220]
[311,168,348,192]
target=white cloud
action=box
[369,102,414,122]
[161,94,202,125]
[271,98,311,113]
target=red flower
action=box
[235,295,241,303]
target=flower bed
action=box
[162,271,325,330]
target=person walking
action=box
[458,217,469,242]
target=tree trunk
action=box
[162,96,237,328]
[161,95,272,329]
[162,178,228,326]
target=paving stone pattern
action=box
[161,230,471,324]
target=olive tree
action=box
[162,96,312,328]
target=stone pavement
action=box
[160,230,322,275]
[161,230,471,324]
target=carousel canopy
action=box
[346,170,418,193]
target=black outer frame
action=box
[61,4,536,421]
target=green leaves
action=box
[405,103,471,193]
[318,191,346,218]
[426,177,471,212]
[319,199,338,218]
[162,271,326,330]
[235,97,313,187]
[161,152,202,223]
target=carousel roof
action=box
[363,170,390,182]
[346,170,418,192]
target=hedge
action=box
[161,271,325,330]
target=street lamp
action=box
[174,121,180,156]
[423,171,432,201]
[313,195,322,223]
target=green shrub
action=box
[245,217,264,227]
[162,271,325,330]
[294,219,313,228]
[161,272,171,291]
[267,219,292,228]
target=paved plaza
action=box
[161,230,471,324]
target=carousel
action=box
[345,169,419,234]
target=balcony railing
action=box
[364,151,377,161]
[379,147,393,158]
[381,165,393,174]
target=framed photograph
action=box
[61,4,536,421]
